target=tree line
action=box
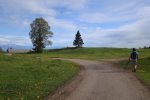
[29,18,84,53]
[144,46,150,49]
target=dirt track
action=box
[48,59,150,100]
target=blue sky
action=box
[0,0,150,48]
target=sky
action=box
[0,0,150,48]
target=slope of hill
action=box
[45,47,150,60]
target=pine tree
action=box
[73,30,84,47]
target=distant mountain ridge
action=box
[0,44,32,51]
[0,44,63,51]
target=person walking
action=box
[129,48,138,72]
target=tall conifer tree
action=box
[73,30,84,47]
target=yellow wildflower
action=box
[7,97,10,100]
[37,96,40,98]
[21,97,23,100]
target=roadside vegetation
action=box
[118,57,150,87]
[0,54,79,100]
[136,57,150,86]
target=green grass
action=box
[44,47,150,87]
[117,57,150,87]
[0,54,79,100]
[1,47,149,99]
[16,47,150,60]
[44,47,130,60]
[137,57,150,85]
[43,47,150,60]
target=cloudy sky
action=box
[0,0,150,48]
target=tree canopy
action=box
[29,18,53,53]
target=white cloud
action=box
[0,0,58,17]
[81,17,150,48]
[0,35,31,46]
[80,0,150,23]
[0,0,150,48]
[137,6,150,18]
[0,0,89,31]
[46,17,77,31]
[0,0,88,15]
[62,0,88,10]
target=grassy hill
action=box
[44,47,150,60]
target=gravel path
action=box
[48,59,150,100]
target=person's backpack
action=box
[131,51,138,60]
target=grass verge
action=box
[0,54,79,100]
[117,57,150,88]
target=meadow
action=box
[0,47,150,99]
[0,54,79,100]
[45,47,150,60]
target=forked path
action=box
[63,59,150,100]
